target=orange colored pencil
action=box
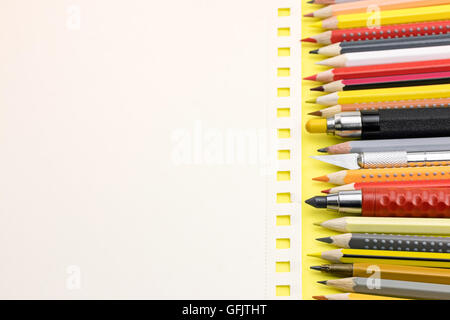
[313,166,450,185]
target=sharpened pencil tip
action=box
[311,86,324,92]
[321,189,330,194]
[317,280,327,285]
[304,13,314,17]
[313,222,322,226]
[303,74,317,81]
[305,196,327,209]
[313,295,326,300]
[301,37,317,43]
[317,148,328,153]
[308,111,322,116]
[313,175,329,182]
[310,266,323,271]
[308,252,322,258]
[316,236,332,244]
[305,98,316,104]
[307,0,314,3]
[309,49,319,54]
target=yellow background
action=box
[301,2,353,299]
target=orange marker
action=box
[313,166,450,185]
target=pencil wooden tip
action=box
[321,189,330,194]
[308,111,322,116]
[301,37,317,43]
[304,13,314,17]
[313,175,329,182]
[303,74,317,81]
[313,295,327,300]
[311,86,324,92]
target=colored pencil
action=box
[306,84,450,105]
[313,5,450,29]
[304,59,450,82]
[302,20,450,44]
[308,0,365,3]
[313,166,450,185]
[317,45,450,68]
[315,216,450,234]
[305,0,450,18]
[309,248,450,268]
[311,72,450,92]
[318,137,450,154]
[310,99,450,117]
[312,34,450,56]
[313,293,407,300]
[318,277,450,299]
[316,233,450,252]
[322,179,450,194]
[312,263,450,284]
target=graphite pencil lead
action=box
[305,196,327,208]
[310,266,323,271]
[310,49,319,54]
[317,147,328,153]
[317,280,327,285]
[316,236,333,244]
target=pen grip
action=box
[362,187,450,218]
[361,108,450,139]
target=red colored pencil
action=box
[301,20,450,44]
[322,179,450,194]
[304,59,450,82]
[311,71,450,92]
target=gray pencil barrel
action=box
[349,234,450,252]
[353,277,450,300]
[340,34,450,54]
[348,137,450,153]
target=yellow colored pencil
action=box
[313,293,408,300]
[309,248,450,268]
[314,4,450,29]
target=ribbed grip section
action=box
[361,187,450,218]
[331,21,450,43]
[349,233,450,252]
[361,151,408,168]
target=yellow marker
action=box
[305,118,327,133]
